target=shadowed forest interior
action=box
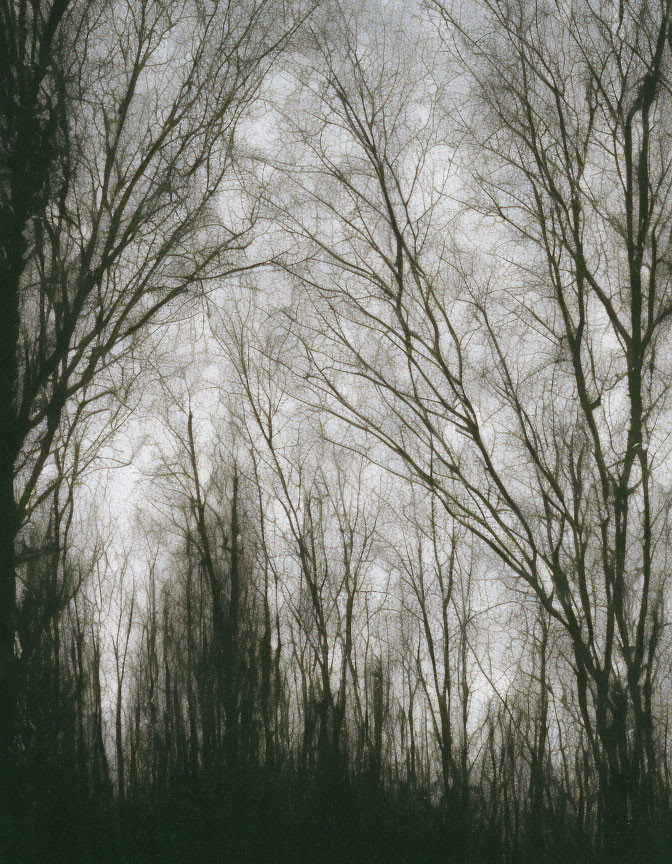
[2,0,672,861]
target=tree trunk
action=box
[0,448,17,836]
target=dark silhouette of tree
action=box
[0,0,303,827]
[268,0,672,852]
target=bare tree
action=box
[111,555,135,806]
[0,0,308,801]
[268,0,672,846]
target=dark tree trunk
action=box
[0,274,19,839]
[223,471,241,773]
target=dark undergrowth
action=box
[7,770,672,864]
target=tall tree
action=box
[0,0,302,809]
[271,0,672,846]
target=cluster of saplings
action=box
[4,470,670,864]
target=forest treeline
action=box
[9,449,616,864]
[2,0,672,861]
